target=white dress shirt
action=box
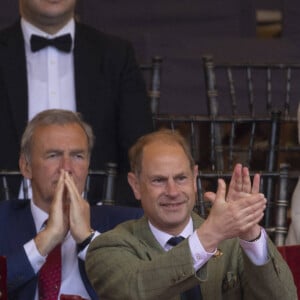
[23,200,99,300]
[148,216,268,272]
[21,17,76,120]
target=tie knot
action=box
[30,33,72,53]
[167,236,185,246]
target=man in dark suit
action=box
[0,109,143,299]
[0,0,153,205]
[86,129,297,299]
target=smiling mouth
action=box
[47,0,62,3]
[161,202,184,208]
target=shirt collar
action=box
[21,17,75,51]
[148,218,194,250]
[30,199,48,232]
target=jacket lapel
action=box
[134,216,169,253]
[10,200,36,247]
[73,22,105,117]
[0,20,28,140]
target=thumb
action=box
[204,191,216,204]
[203,179,226,205]
[215,178,226,204]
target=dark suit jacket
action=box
[0,20,153,204]
[0,199,143,300]
[86,212,297,300]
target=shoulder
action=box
[91,204,143,219]
[90,204,144,232]
[0,198,30,211]
[75,22,133,51]
[0,20,22,46]
[0,199,31,227]
[90,217,146,250]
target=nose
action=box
[165,179,179,197]
[61,156,72,174]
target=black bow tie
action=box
[30,33,72,53]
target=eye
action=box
[153,177,162,183]
[71,152,87,161]
[46,152,59,159]
[152,177,166,185]
[176,175,188,183]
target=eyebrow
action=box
[45,148,87,155]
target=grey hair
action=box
[20,109,95,162]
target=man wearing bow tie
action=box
[86,129,296,300]
[0,0,153,206]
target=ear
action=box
[19,154,32,179]
[127,172,142,200]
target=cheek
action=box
[73,165,89,186]
[78,166,89,180]
[140,197,156,217]
[140,185,160,200]
[140,187,161,208]
[70,159,88,172]
[30,162,61,182]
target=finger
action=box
[64,172,81,202]
[227,164,243,199]
[215,178,226,204]
[239,213,265,235]
[241,166,251,193]
[242,210,265,231]
[204,191,216,204]
[251,173,260,194]
[233,194,266,233]
[239,194,266,219]
[47,170,69,235]
[52,170,65,209]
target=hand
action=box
[226,164,264,240]
[35,170,70,256]
[34,170,92,255]
[197,166,266,251]
[64,171,92,243]
[226,164,260,201]
[204,164,260,202]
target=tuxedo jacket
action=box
[0,20,152,203]
[0,199,144,300]
[86,212,297,300]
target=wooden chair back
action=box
[0,163,118,205]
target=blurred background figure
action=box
[286,103,300,245]
[0,0,153,206]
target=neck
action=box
[22,15,74,35]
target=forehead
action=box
[31,123,88,148]
[141,141,190,172]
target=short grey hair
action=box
[20,109,95,162]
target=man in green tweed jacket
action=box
[86,129,296,300]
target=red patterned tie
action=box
[38,244,62,300]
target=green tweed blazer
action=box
[86,212,297,300]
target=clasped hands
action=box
[197,164,267,252]
[35,169,92,256]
